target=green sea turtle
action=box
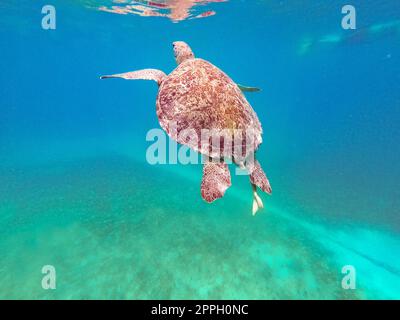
[101,41,271,215]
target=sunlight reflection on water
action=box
[92,0,227,22]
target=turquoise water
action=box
[0,0,399,299]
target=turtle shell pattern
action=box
[156,58,262,160]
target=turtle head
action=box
[173,41,195,65]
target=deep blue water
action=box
[0,0,399,299]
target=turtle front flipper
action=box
[100,69,166,86]
[201,160,232,203]
[237,84,261,93]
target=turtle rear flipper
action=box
[248,160,272,215]
[100,69,166,86]
[201,160,232,203]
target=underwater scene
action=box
[0,0,399,299]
